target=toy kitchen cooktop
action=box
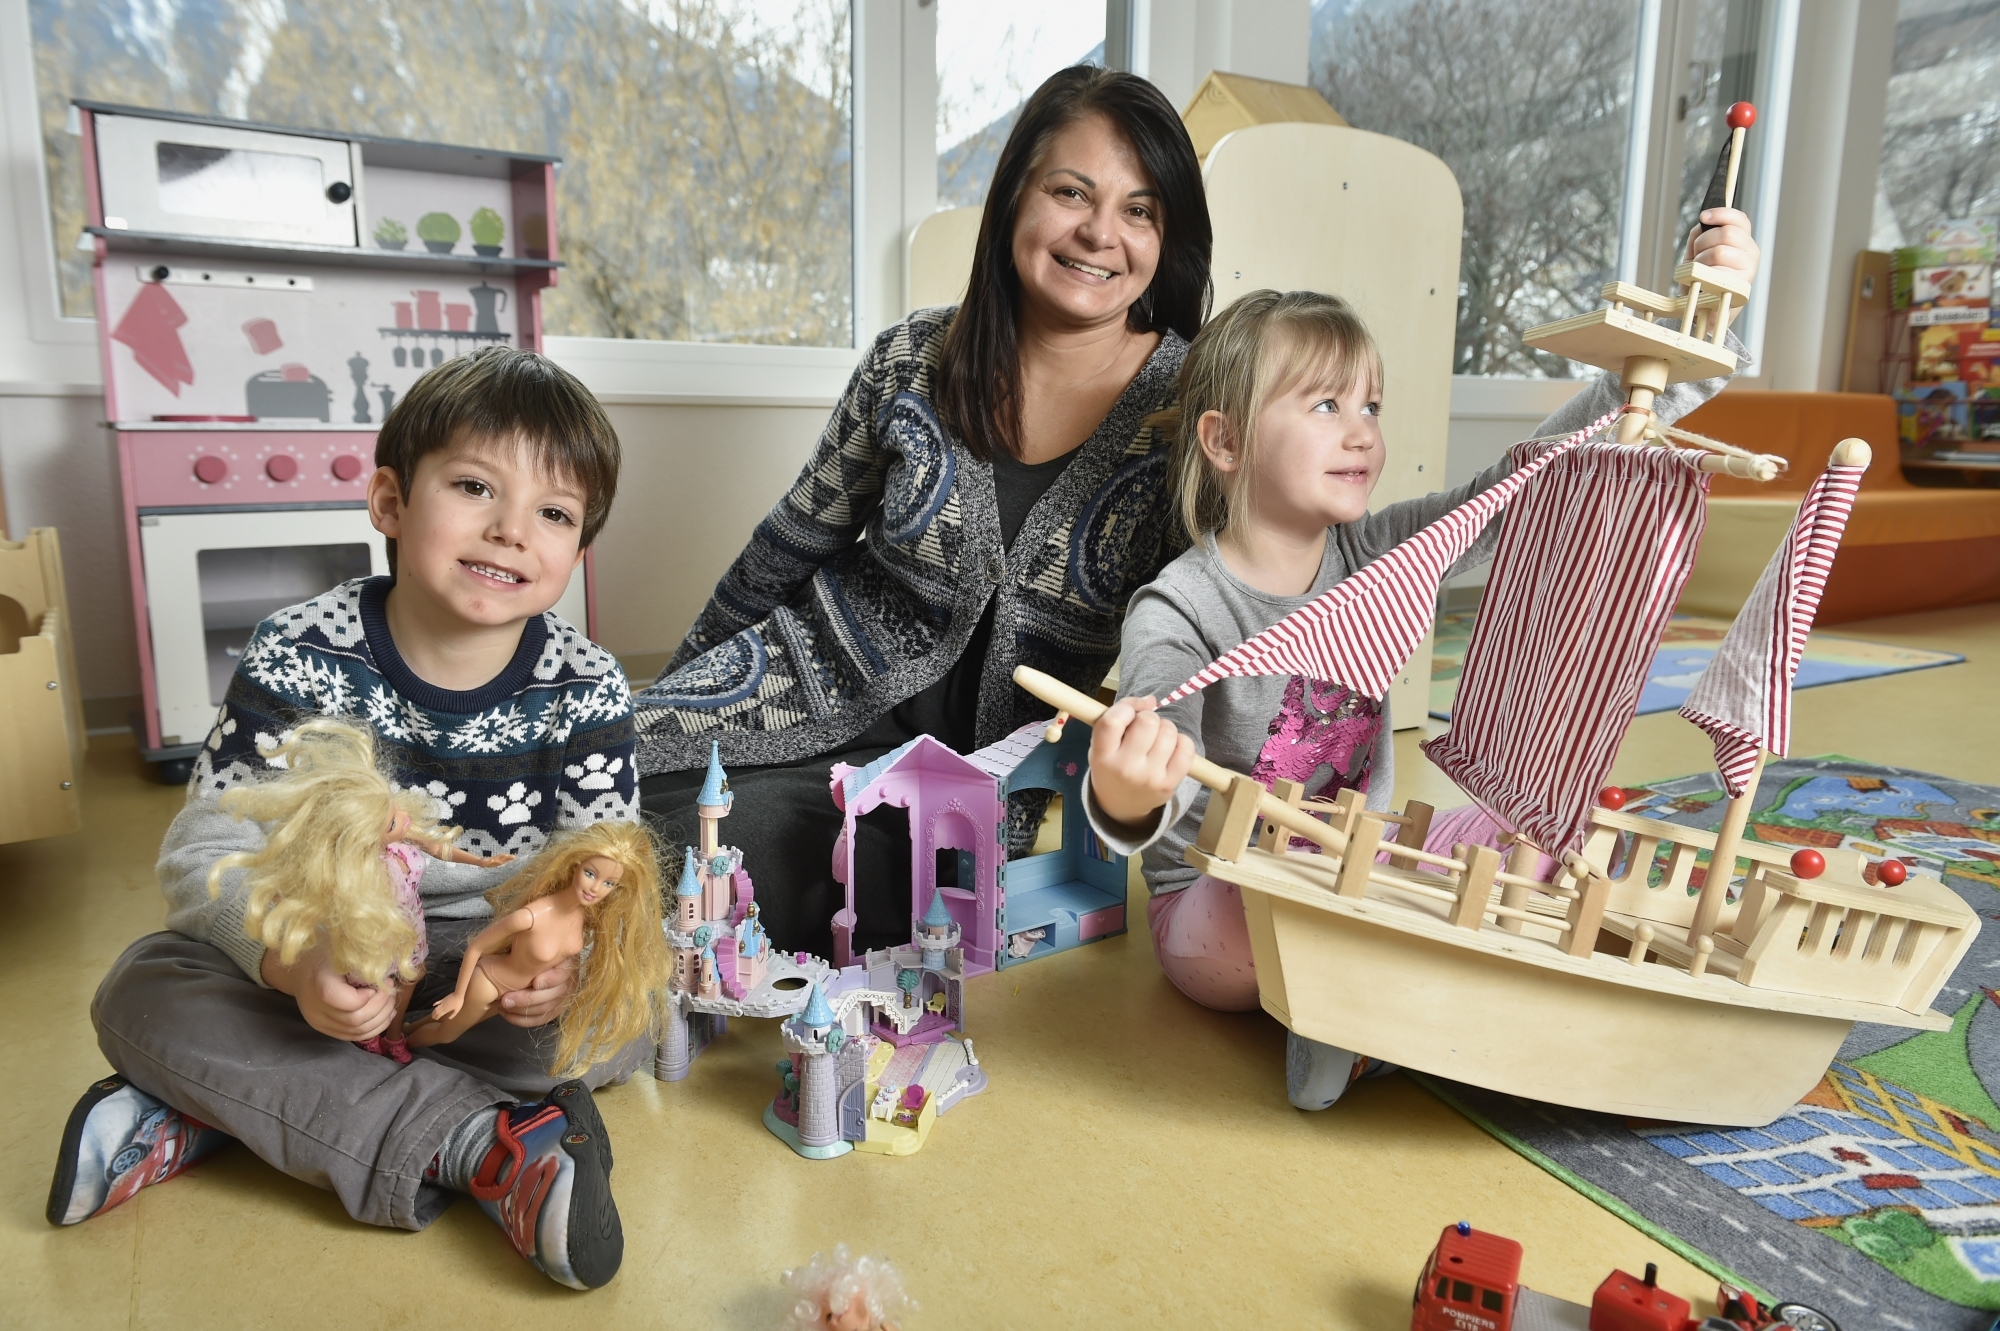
[74,100,592,779]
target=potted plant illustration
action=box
[469,206,505,258]
[417,212,461,254]
[373,217,408,251]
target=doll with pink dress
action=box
[207,718,511,1062]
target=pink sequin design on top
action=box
[1249,675,1382,799]
[382,840,429,973]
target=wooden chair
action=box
[0,527,85,843]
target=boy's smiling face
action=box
[367,429,587,634]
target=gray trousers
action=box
[91,924,651,1230]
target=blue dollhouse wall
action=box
[988,720,1129,969]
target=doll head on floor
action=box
[781,1245,912,1331]
[484,820,669,1078]
[207,717,453,987]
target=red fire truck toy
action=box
[1412,1223,1841,1331]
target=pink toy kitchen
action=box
[74,100,590,780]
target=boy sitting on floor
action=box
[46,347,642,1291]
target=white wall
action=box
[590,400,831,672]
[1757,0,1896,392]
[1129,0,1312,109]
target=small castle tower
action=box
[670,848,702,993]
[696,927,720,999]
[674,847,701,931]
[916,888,961,973]
[783,984,840,1149]
[697,740,732,859]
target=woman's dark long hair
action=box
[934,66,1211,462]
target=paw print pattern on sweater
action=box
[488,782,543,825]
[564,753,624,790]
[406,779,468,824]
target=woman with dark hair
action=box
[632,66,1210,955]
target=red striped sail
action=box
[1678,463,1865,796]
[1421,443,1712,854]
[1159,408,1621,707]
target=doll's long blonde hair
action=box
[207,718,453,986]
[487,821,668,1078]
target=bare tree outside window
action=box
[1873,0,2000,249]
[935,2,1103,209]
[1310,0,1642,377]
[30,0,853,346]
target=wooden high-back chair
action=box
[0,526,86,842]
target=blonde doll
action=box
[206,717,511,1062]
[405,821,668,1079]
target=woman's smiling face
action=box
[1010,112,1163,330]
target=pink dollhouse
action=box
[830,737,1002,973]
[827,719,1128,978]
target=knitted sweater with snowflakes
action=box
[160,575,637,984]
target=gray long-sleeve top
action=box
[1084,351,1744,896]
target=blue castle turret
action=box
[698,740,732,810]
[672,847,701,935]
[799,982,835,1034]
[916,887,961,972]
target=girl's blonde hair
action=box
[1161,289,1383,543]
[207,718,453,987]
[488,821,669,1079]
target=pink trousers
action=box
[1147,802,1528,1012]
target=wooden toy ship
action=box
[1012,105,1978,1129]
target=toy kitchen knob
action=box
[265,453,300,482]
[330,454,365,482]
[193,455,229,484]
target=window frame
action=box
[0,0,938,404]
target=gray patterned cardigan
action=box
[634,308,1190,774]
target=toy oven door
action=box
[94,114,361,248]
[138,508,388,746]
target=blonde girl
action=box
[207,717,508,1061]
[1083,219,1759,1110]
[406,820,669,1079]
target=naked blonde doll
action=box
[405,821,668,1078]
[207,717,512,1062]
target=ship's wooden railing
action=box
[1013,665,1975,1015]
[1195,777,1613,959]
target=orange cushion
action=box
[1678,392,1912,495]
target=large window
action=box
[29,0,853,347]
[935,1,1104,209]
[1310,0,1645,377]
[1873,0,2000,250]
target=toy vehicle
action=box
[1411,1224,1840,1331]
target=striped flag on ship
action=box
[1420,442,1712,854]
[1159,408,1623,707]
[1678,462,1865,796]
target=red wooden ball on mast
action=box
[1726,102,1757,130]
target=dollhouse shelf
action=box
[87,227,561,276]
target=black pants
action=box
[639,750,917,958]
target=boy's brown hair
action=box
[1160,290,1382,544]
[375,346,621,551]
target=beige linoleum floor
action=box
[6,603,1996,1329]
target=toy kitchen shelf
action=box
[75,100,593,778]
